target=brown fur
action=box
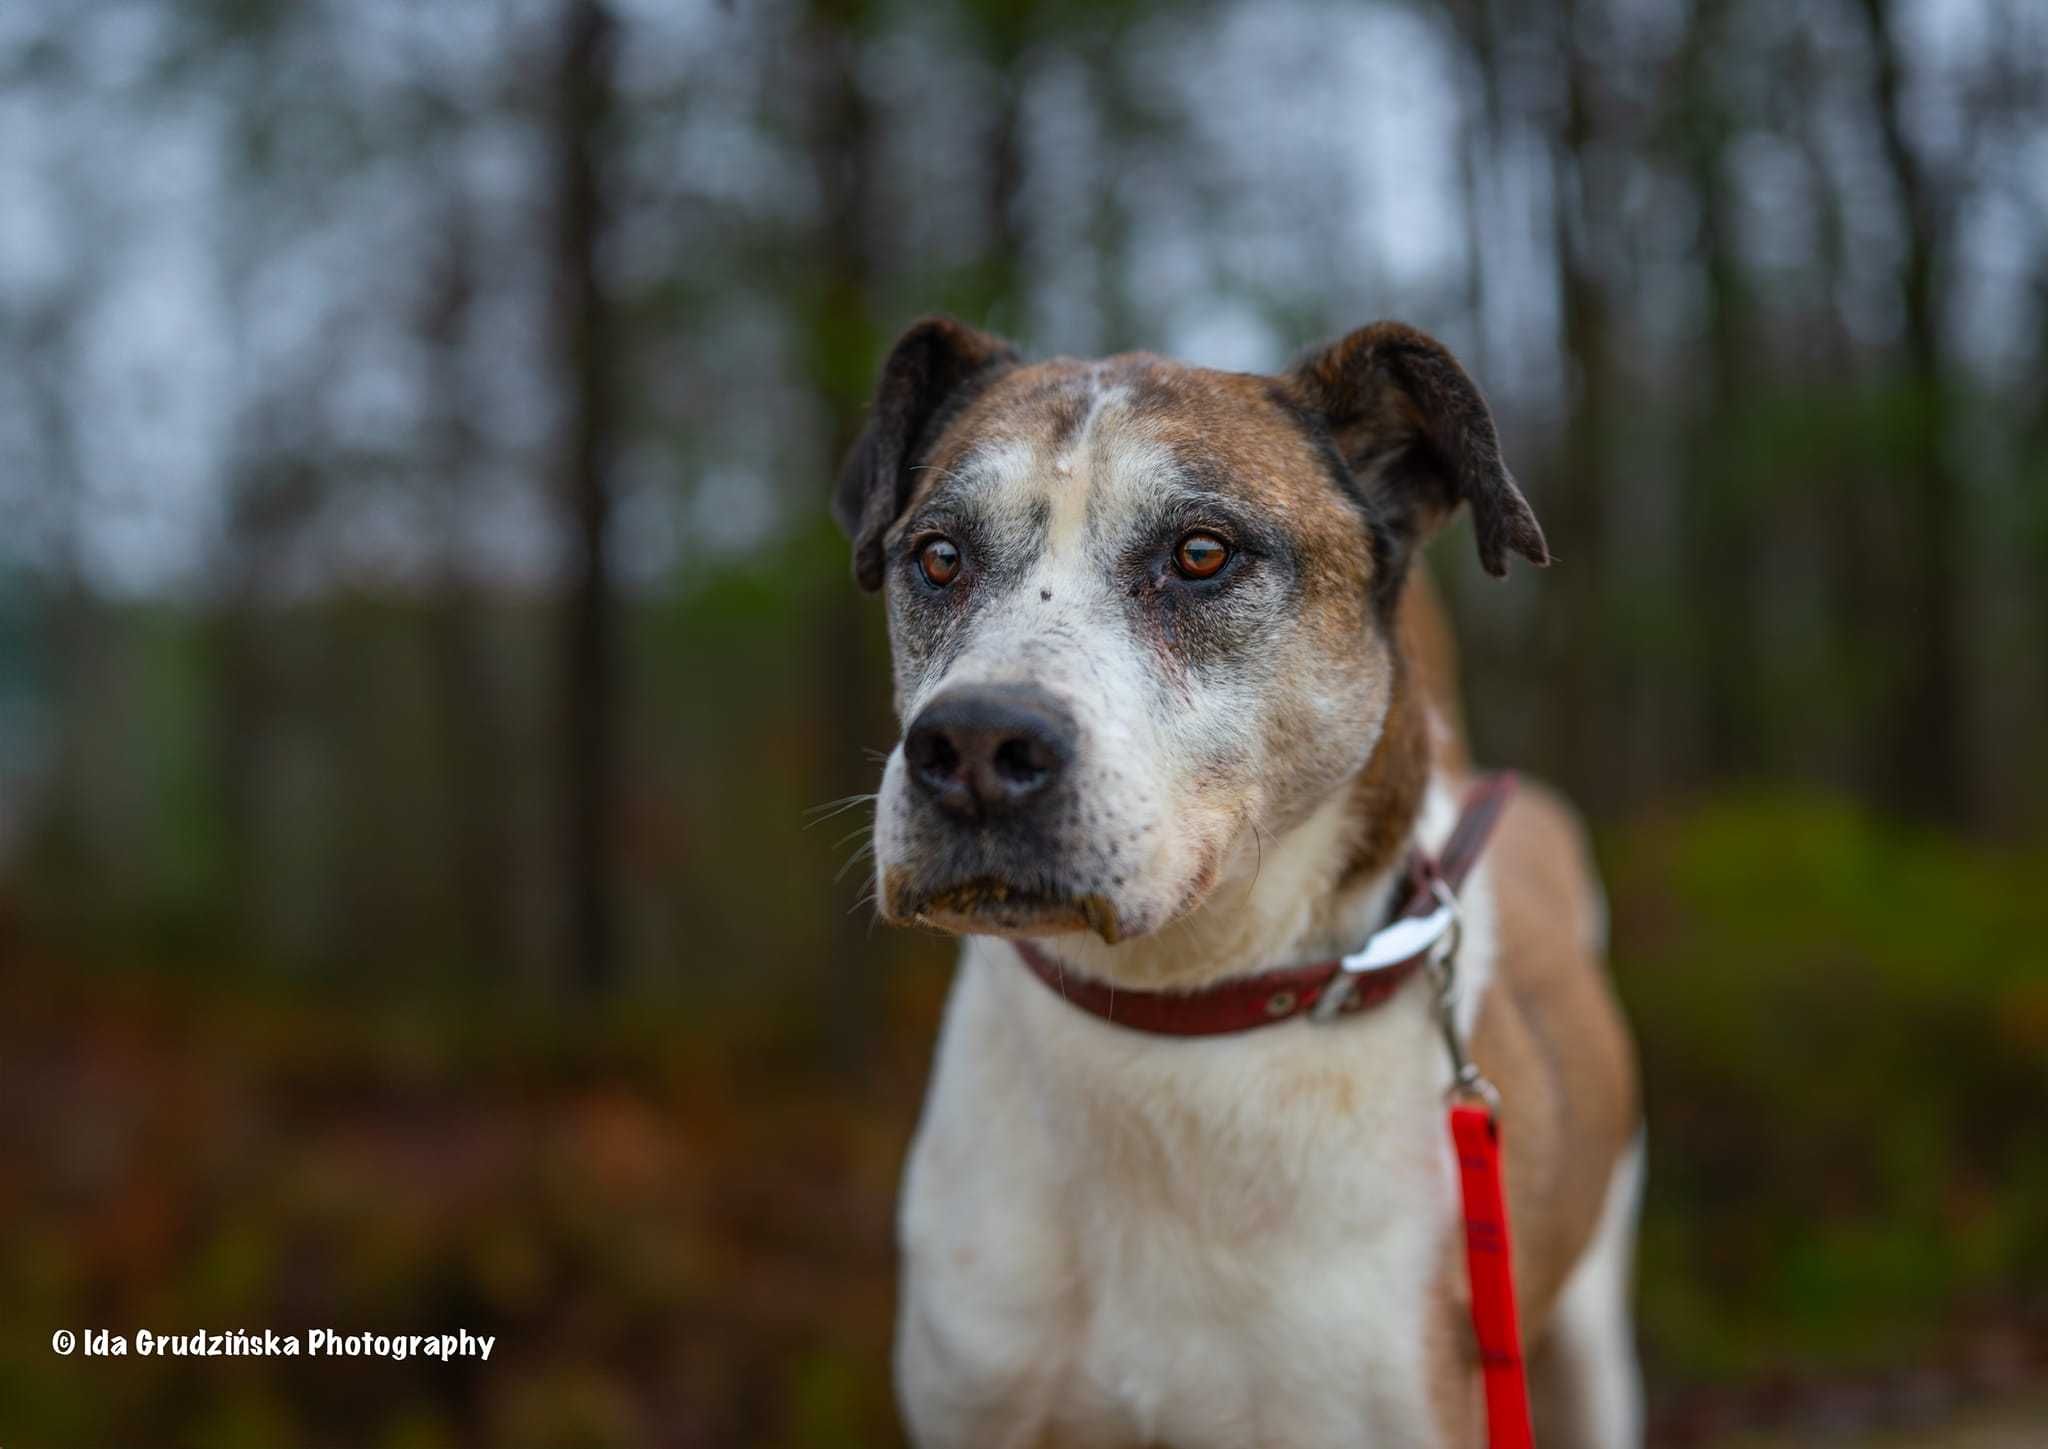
[1338,662,1431,890]
[1334,569,1471,891]
[1401,568,1472,774]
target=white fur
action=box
[895,776,1500,1448]
[1541,1134,1646,1448]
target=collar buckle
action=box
[1308,887,1459,1022]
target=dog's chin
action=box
[884,872,1126,944]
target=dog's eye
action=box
[918,537,963,588]
[1173,532,1231,580]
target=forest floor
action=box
[0,923,2041,1447]
[1704,1388,2047,1446]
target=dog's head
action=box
[835,316,1545,951]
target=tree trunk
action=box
[805,0,893,1070]
[1546,0,1618,812]
[1677,0,1754,784]
[1858,0,1966,824]
[555,0,620,994]
[423,203,515,983]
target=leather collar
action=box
[1011,774,1517,1037]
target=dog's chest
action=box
[1060,1146,1454,1448]
[897,949,1463,1448]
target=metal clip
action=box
[1309,888,1461,1021]
[1422,878,1499,1110]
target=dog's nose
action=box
[904,685,1075,820]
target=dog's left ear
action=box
[833,315,1020,592]
[1286,321,1548,578]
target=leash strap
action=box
[1451,1100,1535,1449]
[1431,774,1535,1449]
[1432,773,1516,895]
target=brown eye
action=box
[1173,531,1230,580]
[918,537,962,587]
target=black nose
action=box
[904,685,1075,821]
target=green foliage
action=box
[1607,794,2048,1378]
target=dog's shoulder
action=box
[1490,778,1612,988]
[1470,777,1641,1324]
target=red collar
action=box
[1011,774,1517,1036]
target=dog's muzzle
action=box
[885,682,1122,937]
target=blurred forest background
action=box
[2,0,2046,1445]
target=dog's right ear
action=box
[833,316,1020,592]
[1287,321,1547,580]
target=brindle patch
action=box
[1110,360,1381,607]
[894,360,1102,523]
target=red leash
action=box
[1426,777,1537,1447]
[1010,774,1535,1447]
[1452,1100,1534,1448]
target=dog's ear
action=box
[1286,321,1547,578]
[833,316,1020,591]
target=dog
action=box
[833,315,1642,1448]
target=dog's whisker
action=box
[1241,814,1269,908]
[804,791,878,820]
[805,791,875,816]
[834,842,876,884]
[803,793,879,828]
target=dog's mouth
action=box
[886,871,1123,944]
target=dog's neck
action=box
[1020,674,1435,992]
